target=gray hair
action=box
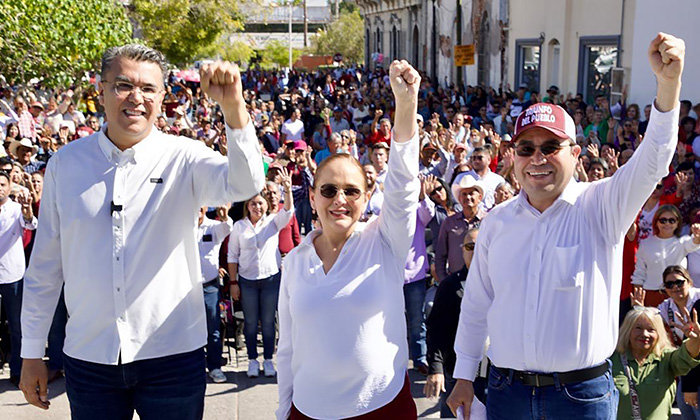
[330,132,342,143]
[496,182,515,195]
[101,44,168,84]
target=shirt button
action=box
[116,257,120,261]
[116,287,121,292]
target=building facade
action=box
[355,0,700,106]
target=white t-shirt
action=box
[281,119,305,141]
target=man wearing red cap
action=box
[448,33,687,418]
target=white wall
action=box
[628,0,700,107]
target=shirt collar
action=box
[517,177,579,213]
[97,124,158,165]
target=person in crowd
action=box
[435,175,485,283]
[19,45,265,417]
[424,175,458,244]
[197,205,232,384]
[370,141,389,185]
[361,164,383,221]
[403,176,437,376]
[367,110,392,145]
[329,107,350,134]
[447,33,686,418]
[286,141,315,234]
[453,147,505,210]
[314,132,342,164]
[9,138,43,174]
[425,228,486,418]
[228,169,294,378]
[0,171,36,387]
[276,60,421,420]
[632,205,700,307]
[280,108,304,144]
[265,180,301,257]
[612,304,700,419]
[493,181,515,206]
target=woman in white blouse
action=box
[228,169,293,379]
[276,61,421,420]
[632,204,700,307]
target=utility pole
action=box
[303,0,308,47]
[456,0,462,88]
[289,0,293,69]
[335,0,339,20]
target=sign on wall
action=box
[454,44,475,66]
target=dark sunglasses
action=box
[658,217,677,224]
[318,184,363,201]
[515,141,573,157]
[463,242,476,251]
[430,185,444,196]
[655,184,663,190]
[470,155,485,161]
[664,279,686,289]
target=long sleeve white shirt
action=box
[454,104,679,380]
[276,134,419,420]
[0,200,37,284]
[631,235,700,291]
[198,217,233,283]
[226,207,293,280]
[21,122,264,364]
[658,287,700,341]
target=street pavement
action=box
[0,352,442,419]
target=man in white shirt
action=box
[453,146,506,210]
[280,108,305,143]
[19,44,264,418]
[0,171,36,387]
[447,33,686,418]
[361,164,383,220]
[197,205,233,384]
[371,142,389,186]
[329,107,350,134]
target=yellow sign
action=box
[454,44,475,66]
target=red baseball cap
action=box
[513,103,576,143]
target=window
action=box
[515,39,541,92]
[577,36,619,105]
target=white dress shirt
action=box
[21,122,264,364]
[0,199,37,284]
[281,119,304,141]
[631,235,700,291]
[276,134,419,420]
[454,104,678,380]
[227,207,293,280]
[198,216,233,283]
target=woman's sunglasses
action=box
[463,242,476,251]
[658,217,677,224]
[430,185,444,196]
[318,184,363,201]
[664,279,686,289]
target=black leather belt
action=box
[493,362,608,387]
[203,278,218,287]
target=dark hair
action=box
[429,177,456,211]
[0,170,9,183]
[5,123,19,138]
[662,265,693,286]
[312,153,369,190]
[0,156,13,167]
[652,204,683,237]
[101,44,168,84]
[677,161,695,173]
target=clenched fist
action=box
[200,61,248,129]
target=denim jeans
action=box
[47,287,68,371]
[486,362,618,419]
[403,278,427,367]
[63,348,206,420]
[203,283,222,371]
[239,272,281,360]
[677,376,700,420]
[0,279,23,377]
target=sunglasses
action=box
[318,184,363,201]
[471,155,485,161]
[664,279,686,289]
[430,185,444,196]
[515,141,573,157]
[463,242,476,251]
[658,217,677,224]
[655,184,663,190]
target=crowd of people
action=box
[0,33,699,419]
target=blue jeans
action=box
[0,279,23,377]
[63,348,206,420]
[203,282,222,371]
[239,272,281,360]
[487,362,618,419]
[677,376,700,419]
[403,279,427,367]
[47,288,68,371]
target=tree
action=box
[311,9,364,63]
[131,0,258,66]
[198,36,256,65]
[260,40,302,69]
[0,0,133,88]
